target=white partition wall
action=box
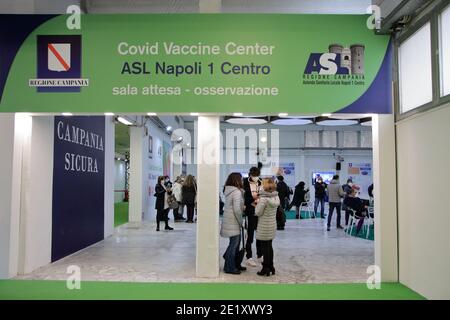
[196,116,220,277]
[397,104,450,299]
[372,114,398,282]
[129,125,148,223]
[104,117,115,237]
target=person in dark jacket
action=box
[342,179,353,225]
[368,183,374,198]
[276,176,289,230]
[343,186,369,236]
[154,176,173,231]
[288,182,309,219]
[243,167,263,267]
[314,177,327,219]
[182,175,197,223]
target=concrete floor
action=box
[17,217,374,284]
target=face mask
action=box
[348,183,353,187]
[251,176,259,182]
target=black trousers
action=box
[186,204,195,222]
[156,208,170,227]
[259,240,274,270]
[246,215,262,259]
[327,202,342,228]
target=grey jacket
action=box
[327,179,346,203]
[220,186,244,238]
[255,190,280,241]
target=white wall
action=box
[114,160,126,203]
[0,114,22,278]
[104,117,115,238]
[18,116,54,274]
[397,103,450,299]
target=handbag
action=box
[167,194,179,209]
[232,211,246,266]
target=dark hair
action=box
[257,162,263,170]
[158,176,165,184]
[224,173,243,192]
[298,181,305,189]
[333,175,339,180]
[347,179,353,183]
[277,175,284,181]
[249,167,260,177]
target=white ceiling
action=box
[0,0,373,14]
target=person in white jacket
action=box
[220,173,247,274]
[255,178,280,276]
[172,176,185,221]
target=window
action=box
[343,131,358,148]
[322,131,337,148]
[440,5,450,97]
[361,131,372,148]
[399,22,433,113]
[305,131,320,148]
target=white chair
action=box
[346,209,365,237]
[365,206,375,239]
[300,202,314,219]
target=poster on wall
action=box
[148,135,153,159]
[276,162,296,190]
[0,14,391,114]
[52,116,105,262]
[163,141,171,177]
[347,162,372,199]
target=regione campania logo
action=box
[29,35,89,92]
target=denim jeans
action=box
[327,202,342,228]
[223,235,241,272]
[314,197,325,217]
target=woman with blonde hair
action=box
[182,175,197,223]
[255,178,280,276]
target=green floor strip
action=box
[114,202,129,227]
[0,280,424,300]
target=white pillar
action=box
[129,126,147,223]
[104,117,115,237]
[0,114,23,278]
[372,114,398,281]
[196,116,220,277]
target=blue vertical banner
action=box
[52,116,105,262]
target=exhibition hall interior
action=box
[1,0,450,301]
[14,114,375,284]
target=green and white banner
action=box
[0,14,392,113]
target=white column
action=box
[0,114,24,278]
[129,125,148,223]
[104,117,115,237]
[196,116,220,277]
[372,114,398,282]
[18,115,54,274]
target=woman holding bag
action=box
[220,173,247,275]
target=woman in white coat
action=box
[220,172,246,275]
[255,178,280,276]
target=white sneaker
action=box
[246,258,258,267]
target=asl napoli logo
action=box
[303,43,366,86]
[29,35,89,92]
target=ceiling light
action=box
[260,137,267,143]
[317,119,359,126]
[117,116,133,126]
[233,113,243,116]
[360,117,372,126]
[190,113,199,116]
[62,112,73,116]
[105,112,114,116]
[330,114,367,120]
[271,118,313,126]
[322,113,332,117]
[147,112,156,116]
[166,126,172,131]
[225,116,268,125]
[278,113,288,117]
